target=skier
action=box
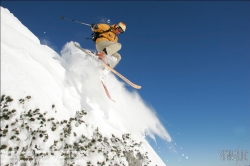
[91,22,126,68]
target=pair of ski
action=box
[74,42,141,102]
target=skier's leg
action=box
[108,53,121,68]
[96,41,122,68]
[96,41,114,52]
[104,43,121,56]
[96,41,121,55]
[103,43,122,68]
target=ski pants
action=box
[96,41,121,68]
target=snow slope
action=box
[1,6,171,166]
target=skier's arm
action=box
[91,23,110,33]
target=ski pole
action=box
[61,16,91,26]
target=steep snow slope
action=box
[1,6,171,166]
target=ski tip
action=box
[73,42,79,46]
[134,85,141,89]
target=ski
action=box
[101,62,141,89]
[101,80,115,102]
[74,42,142,89]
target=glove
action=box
[91,24,98,29]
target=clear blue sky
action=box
[2,1,250,166]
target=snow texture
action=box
[1,6,171,166]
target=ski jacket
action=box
[91,23,118,43]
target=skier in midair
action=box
[90,22,126,68]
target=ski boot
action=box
[96,50,111,67]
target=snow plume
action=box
[40,37,58,52]
[100,18,111,24]
[1,6,171,166]
[60,41,171,142]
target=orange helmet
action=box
[115,22,126,32]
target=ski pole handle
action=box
[61,16,91,26]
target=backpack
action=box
[91,25,112,42]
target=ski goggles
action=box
[117,27,124,33]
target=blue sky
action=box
[1,1,250,166]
